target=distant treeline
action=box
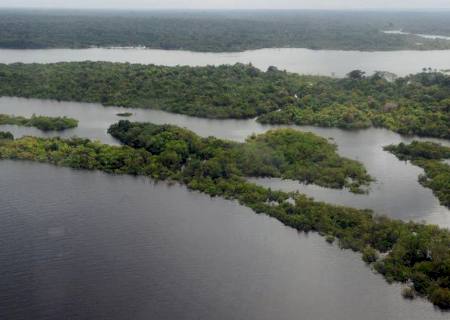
[0,62,449,139]
[0,122,449,309]
[384,141,450,207]
[1,10,450,51]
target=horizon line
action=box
[2,7,450,11]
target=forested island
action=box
[385,141,450,208]
[0,62,449,139]
[108,121,372,192]
[0,114,78,131]
[0,122,449,309]
[1,10,450,51]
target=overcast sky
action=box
[1,0,450,10]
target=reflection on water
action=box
[0,96,449,227]
[1,47,450,77]
[0,160,448,320]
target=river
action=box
[0,160,448,320]
[1,47,450,77]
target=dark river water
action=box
[0,160,448,320]
[1,47,450,77]
[1,96,449,227]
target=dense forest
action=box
[1,10,450,51]
[384,141,450,207]
[0,123,449,309]
[0,62,449,139]
[0,63,289,118]
[256,70,450,139]
[0,114,78,131]
[107,121,372,192]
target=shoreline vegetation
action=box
[384,141,450,208]
[0,122,448,309]
[1,11,450,52]
[0,62,449,139]
[0,114,78,131]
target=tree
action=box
[347,69,366,80]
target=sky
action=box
[1,0,450,10]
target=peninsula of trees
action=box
[0,122,448,309]
[384,141,450,207]
[0,114,78,131]
[1,10,450,51]
[0,62,449,139]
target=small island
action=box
[0,114,78,131]
[116,112,133,117]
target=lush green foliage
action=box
[0,131,13,140]
[1,62,450,139]
[0,62,291,118]
[385,141,450,207]
[385,141,450,161]
[0,123,448,309]
[1,10,450,51]
[258,71,450,139]
[108,121,372,191]
[0,113,78,131]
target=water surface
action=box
[0,160,447,320]
[1,47,450,77]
